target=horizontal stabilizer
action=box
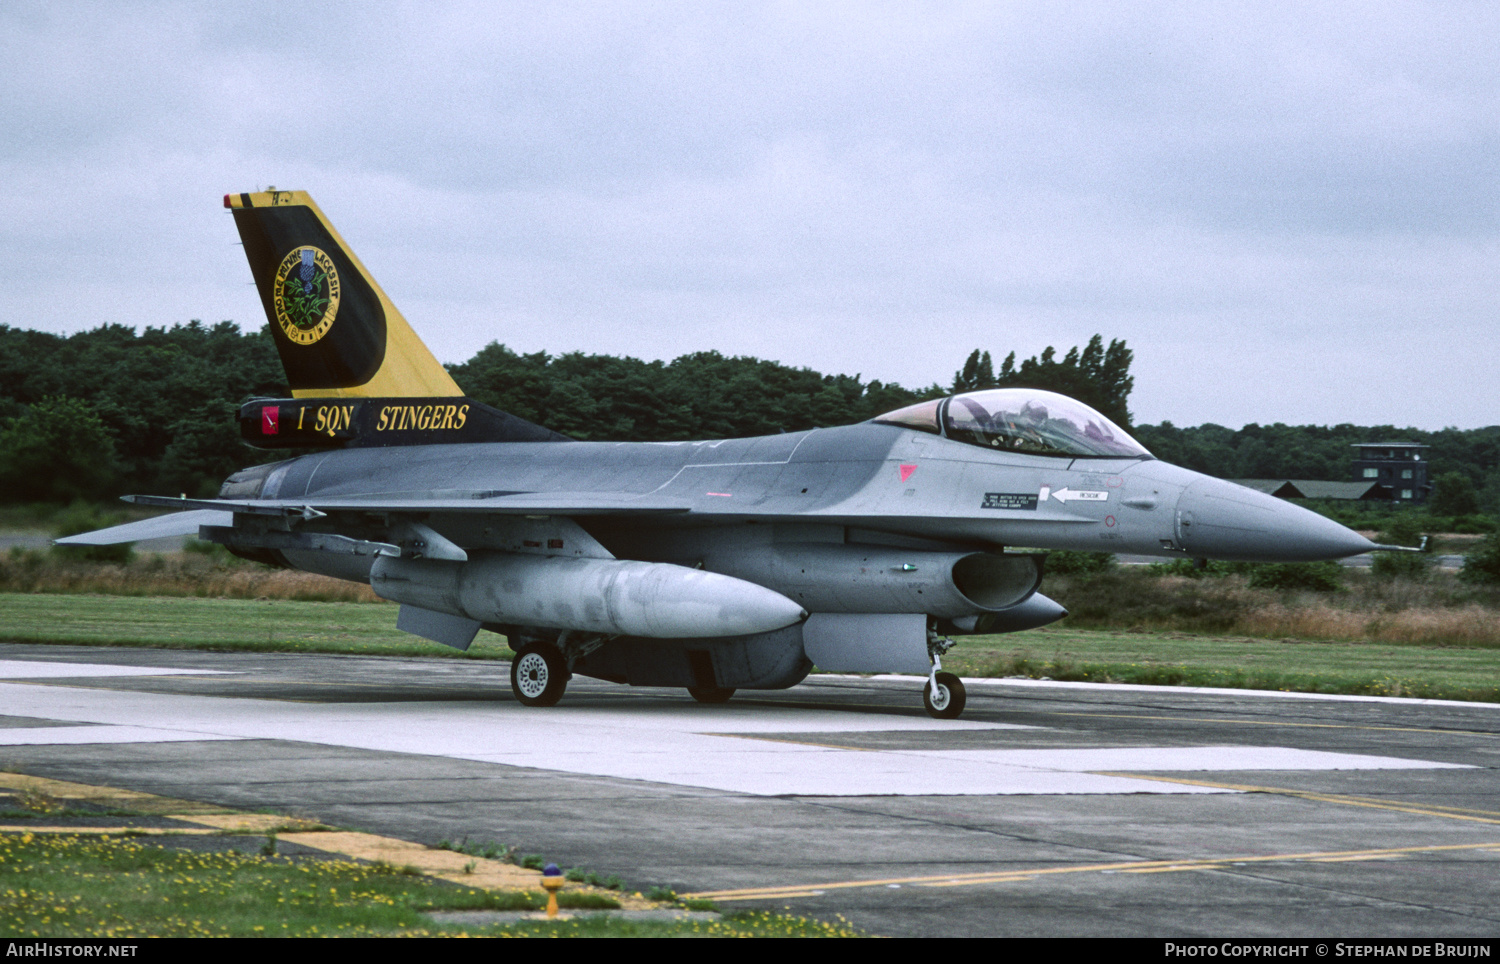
[54,509,233,546]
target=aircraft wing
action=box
[54,508,235,546]
[122,493,694,517]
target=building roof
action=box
[1289,480,1391,500]
[1351,441,1428,449]
[1230,479,1391,501]
[1228,479,1304,498]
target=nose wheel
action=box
[511,643,568,707]
[924,627,965,718]
[924,671,966,719]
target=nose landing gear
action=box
[924,670,966,719]
[923,629,966,719]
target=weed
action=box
[1372,551,1431,581]
[369,860,423,876]
[1459,532,1500,586]
[16,790,64,814]
[561,868,625,890]
[1246,561,1344,592]
[557,892,622,910]
[1042,550,1116,577]
[434,837,515,861]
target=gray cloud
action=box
[1,1,1495,430]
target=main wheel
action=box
[687,686,736,704]
[923,671,966,719]
[511,644,567,707]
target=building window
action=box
[1402,469,1412,479]
[1401,489,1413,499]
[1363,468,1378,478]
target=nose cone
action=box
[1176,477,1377,562]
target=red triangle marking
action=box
[899,464,917,482]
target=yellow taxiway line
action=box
[1047,710,1499,739]
[685,841,1500,902]
[1098,773,1500,825]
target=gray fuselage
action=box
[244,419,1373,568]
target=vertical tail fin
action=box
[226,190,462,399]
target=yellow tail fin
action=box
[226,190,462,399]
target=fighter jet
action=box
[61,190,1380,718]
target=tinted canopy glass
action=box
[874,389,1149,457]
[944,389,1149,457]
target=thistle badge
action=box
[272,246,341,345]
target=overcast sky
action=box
[2,2,1495,430]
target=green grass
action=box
[0,833,859,937]
[474,910,862,937]
[0,593,511,659]
[943,626,1500,702]
[0,832,518,937]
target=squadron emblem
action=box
[272,246,341,345]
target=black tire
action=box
[511,644,567,707]
[687,686,736,704]
[923,671,966,719]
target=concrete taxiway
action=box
[0,642,1496,937]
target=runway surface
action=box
[0,642,1496,937]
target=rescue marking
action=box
[1049,487,1108,503]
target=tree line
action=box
[1,322,1495,510]
[1132,421,1500,512]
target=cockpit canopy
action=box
[873,389,1151,459]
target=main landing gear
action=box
[923,628,966,719]
[687,686,736,704]
[510,643,568,707]
[509,632,608,707]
